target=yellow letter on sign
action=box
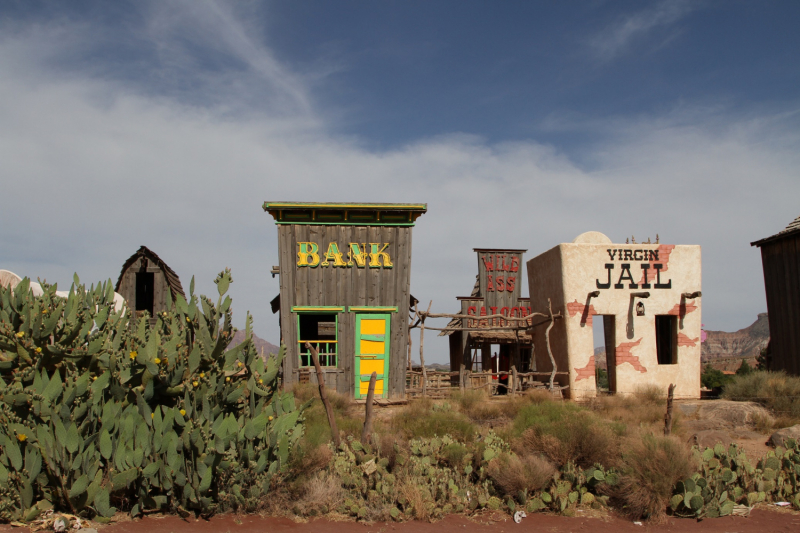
[322,242,347,267]
[369,243,393,268]
[297,242,320,267]
[348,243,368,267]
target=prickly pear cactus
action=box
[0,270,304,521]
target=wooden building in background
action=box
[264,202,427,399]
[751,214,800,375]
[116,246,185,321]
[442,249,534,383]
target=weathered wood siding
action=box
[759,234,800,375]
[277,224,414,398]
[477,250,525,313]
[117,257,171,317]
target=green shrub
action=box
[392,401,476,441]
[0,272,304,522]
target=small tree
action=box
[736,359,753,376]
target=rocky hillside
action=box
[702,313,769,370]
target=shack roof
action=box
[262,201,427,226]
[751,214,800,247]
[115,246,185,300]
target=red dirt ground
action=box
[5,508,798,533]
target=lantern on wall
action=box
[636,301,645,316]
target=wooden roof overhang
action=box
[262,201,427,226]
[751,214,800,247]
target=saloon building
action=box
[442,249,534,379]
[264,202,427,399]
[527,232,702,399]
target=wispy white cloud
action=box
[0,2,797,362]
[589,0,698,61]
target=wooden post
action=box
[418,301,431,398]
[511,365,517,396]
[407,329,413,372]
[459,364,465,392]
[305,342,340,448]
[361,372,377,444]
[664,383,676,436]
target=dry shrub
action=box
[634,384,667,404]
[453,389,487,411]
[605,434,694,522]
[723,370,800,421]
[487,453,555,497]
[751,411,776,434]
[376,433,402,469]
[398,481,431,521]
[589,393,666,429]
[297,472,346,515]
[441,442,468,467]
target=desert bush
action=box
[605,434,694,521]
[296,472,345,515]
[0,273,304,522]
[512,401,617,467]
[634,384,668,404]
[392,400,476,441]
[487,453,555,498]
[588,392,667,430]
[723,370,800,420]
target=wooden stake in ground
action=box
[305,342,340,448]
[418,301,432,398]
[545,298,558,391]
[664,383,676,436]
[361,372,377,443]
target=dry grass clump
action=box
[297,472,346,515]
[487,453,555,497]
[588,393,667,431]
[604,434,694,522]
[723,370,800,422]
[634,384,667,404]
[398,481,431,521]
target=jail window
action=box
[135,272,154,314]
[655,315,678,365]
[297,314,338,367]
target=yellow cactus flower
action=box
[15,331,24,338]
[16,433,27,442]
[268,416,273,422]
[151,413,154,419]
[258,379,263,384]
[192,381,199,387]
[154,357,161,364]
[237,361,243,367]
[130,351,137,360]
[186,317,191,322]
[92,376,97,381]
[225,377,231,382]
[179,409,186,417]
[35,347,42,354]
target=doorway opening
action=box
[592,315,617,393]
[135,272,154,315]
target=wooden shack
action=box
[263,202,427,399]
[116,246,185,320]
[751,214,800,375]
[442,249,534,383]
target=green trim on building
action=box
[348,306,398,312]
[263,201,427,226]
[291,306,345,312]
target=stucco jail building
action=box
[264,202,426,399]
[527,232,702,399]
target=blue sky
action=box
[1,1,799,361]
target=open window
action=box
[297,313,338,367]
[656,315,678,365]
[135,272,154,315]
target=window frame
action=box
[293,307,340,368]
